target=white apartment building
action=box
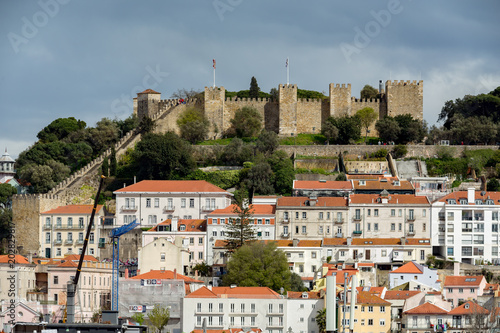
[182,286,287,333]
[431,188,500,264]
[114,180,232,227]
[0,255,35,302]
[142,218,207,266]
[39,205,105,259]
[206,204,276,265]
[286,291,323,333]
[388,261,440,290]
[276,197,349,240]
[348,192,430,239]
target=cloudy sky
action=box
[1,1,499,158]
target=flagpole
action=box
[213,59,216,88]
[286,57,289,85]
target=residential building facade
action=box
[388,261,440,290]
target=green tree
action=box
[249,76,260,99]
[223,241,292,292]
[0,184,17,208]
[19,160,70,193]
[360,84,379,99]
[316,308,326,333]
[225,201,256,253]
[192,262,211,277]
[376,116,400,143]
[109,147,117,177]
[290,272,307,292]
[147,304,170,333]
[325,116,361,144]
[115,114,139,137]
[131,312,145,325]
[355,107,377,143]
[0,209,12,247]
[321,121,338,144]
[176,107,210,144]
[391,144,408,159]
[269,88,279,101]
[87,118,119,154]
[221,139,254,166]
[487,178,500,191]
[394,114,425,144]
[134,132,195,180]
[244,162,275,199]
[256,130,279,156]
[137,116,156,134]
[267,151,294,195]
[37,117,86,143]
[101,157,109,177]
[229,107,262,138]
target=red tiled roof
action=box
[277,196,348,207]
[352,179,414,191]
[287,291,321,299]
[0,255,30,264]
[137,89,160,94]
[404,302,448,314]
[390,262,423,274]
[214,240,228,247]
[186,286,281,299]
[64,254,99,262]
[325,268,358,285]
[148,219,206,232]
[131,270,203,283]
[349,193,428,204]
[41,205,103,215]
[444,276,484,286]
[270,240,322,248]
[293,180,352,190]
[323,238,431,246]
[438,191,500,204]
[114,180,229,194]
[354,291,391,305]
[384,290,421,300]
[57,260,78,268]
[209,204,275,216]
[448,301,489,315]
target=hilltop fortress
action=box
[133,80,423,137]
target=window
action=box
[399,223,402,231]
[421,250,425,261]
[409,223,414,232]
[190,198,195,208]
[265,231,270,237]
[179,224,186,231]
[257,218,262,224]
[423,209,426,217]
[391,209,395,216]
[56,248,61,256]
[198,252,203,260]
[459,288,464,293]
[160,253,165,261]
[67,217,73,228]
[45,232,50,244]
[380,306,385,312]
[368,306,373,312]
[368,319,373,326]
[231,303,235,312]
[391,223,395,231]
[447,247,454,256]
[265,218,270,225]
[219,303,223,312]
[218,316,223,326]
[361,319,365,326]
[230,317,235,326]
[284,212,289,220]
[380,319,385,326]
[295,226,299,234]
[423,223,426,231]
[448,211,454,220]
[153,198,159,208]
[302,212,307,219]
[146,198,151,207]
[319,226,323,234]
[251,303,255,313]
[361,306,365,312]
[54,276,59,284]
[312,251,317,258]
[67,232,73,241]
[56,217,62,227]
[374,223,379,231]
[355,209,361,219]
[319,212,324,219]
[296,212,299,219]
[78,232,84,242]
[241,303,245,313]
[367,223,371,231]
[374,209,379,216]
[381,250,387,257]
[199,237,203,244]
[302,226,307,234]
[181,198,186,208]
[208,303,213,312]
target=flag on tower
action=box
[285,57,288,68]
[213,59,216,69]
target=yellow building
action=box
[340,290,392,333]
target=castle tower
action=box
[204,86,225,138]
[329,83,352,117]
[278,84,298,135]
[385,80,423,120]
[136,89,161,119]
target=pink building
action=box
[443,275,486,307]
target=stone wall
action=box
[329,83,352,117]
[386,80,423,120]
[294,159,338,172]
[296,99,323,134]
[278,84,298,135]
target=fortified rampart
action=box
[137,80,423,138]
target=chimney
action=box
[454,262,460,276]
[27,251,33,263]
[134,176,137,184]
[125,268,129,279]
[347,237,352,246]
[400,237,406,245]
[468,188,475,204]
[379,80,383,94]
[293,239,299,247]
[174,268,177,279]
[172,217,178,232]
[195,270,199,279]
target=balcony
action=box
[438,227,446,232]
[42,224,52,230]
[76,239,84,245]
[163,206,175,212]
[335,233,343,238]
[280,233,289,238]
[353,230,362,235]
[53,239,62,245]
[65,239,73,245]
[353,216,362,221]
[334,219,344,224]
[202,206,217,212]
[407,230,416,236]
[121,205,137,212]
[98,240,106,248]
[406,216,416,221]
[281,219,289,224]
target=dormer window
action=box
[394,181,400,186]
[475,200,483,205]
[447,199,457,205]
[464,304,469,309]
[486,199,494,205]
[359,180,366,186]
[459,199,468,205]
[179,225,186,231]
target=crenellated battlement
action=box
[351,97,381,103]
[386,80,422,86]
[280,84,297,89]
[331,83,352,89]
[298,98,322,103]
[224,97,274,103]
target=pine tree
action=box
[225,201,256,253]
[249,76,260,99]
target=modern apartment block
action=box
[431,188,500,264]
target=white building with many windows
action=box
[114,180,233,227]
[431,188,500,264]
[182,286,287,333]
[39,205,105,259]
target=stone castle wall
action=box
[386,80,423,120]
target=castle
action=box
[133,80,423,137]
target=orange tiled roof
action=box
[209,204,275,216]
[148,219,206,232]
[137,89,160,94]
[437,191,500,204]
[41,204,103,215]
[448,301,489,315]
[354,291,391,305]
[484,283,500,292]
[57,260,78,268]
[287,291,321,299]
[384,290,421,300]
[293,180,352,190]
[277,196,348,207]
[323,238,431,246]
[64,254,99,262]
[325,268,358,285]
[0,255,30,264]
[131,270,203,283]
[346,175,398,181]
[352,179,414,190]
[444,276,484,286]
[186,286,281,299]
[404,302,448,314]
[214,240,228,247]
[268,239,322,247]
[390,262,424,274]
[349,193,428,204]
[115,180,229,194]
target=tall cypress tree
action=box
[101,157,109,177]
[109,147,117,177]
[249,76,260,99]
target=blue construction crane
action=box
[110,220,139,311]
